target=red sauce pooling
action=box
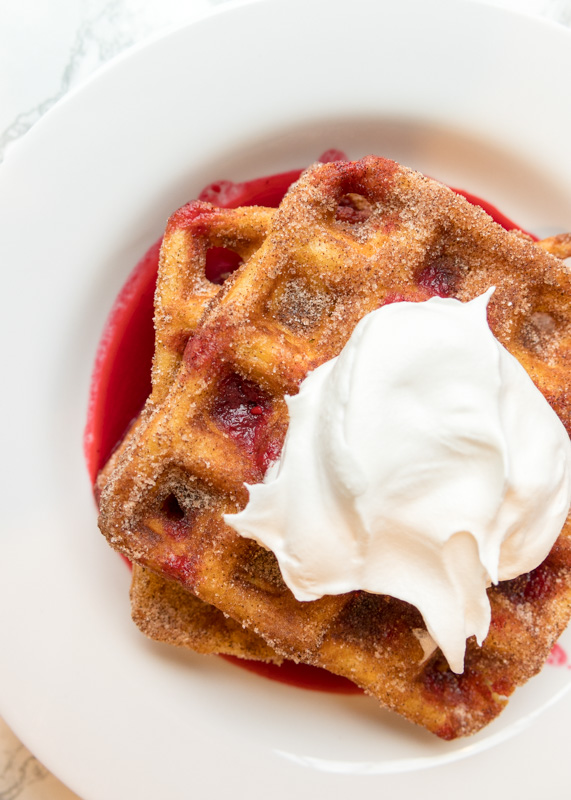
[84,239,159,483]
[84,153,535,694]
[453,187,530,234]
[221,654,362,693]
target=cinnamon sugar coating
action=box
[98,156,571,738]
[96,203,278,661]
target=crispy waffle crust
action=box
[96,201,276,487]
[129,563,278,660]
[99,156,571,739]
[96,202,280,663]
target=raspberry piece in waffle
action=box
[97,202,280,663]
[99,156,571,738]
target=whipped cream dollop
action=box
[225,291,571,673]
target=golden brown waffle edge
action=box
[96,201,282,663]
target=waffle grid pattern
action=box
[99,157,571,738]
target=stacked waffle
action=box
[98,156,571,739]
[96,203,279,662]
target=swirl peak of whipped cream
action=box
[225,291,571,673]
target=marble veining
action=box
[0,719,80,799]
[2,0,131,160]
[0,0,216,162]
[0,739,47,800]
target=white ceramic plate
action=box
[2,1,571,798]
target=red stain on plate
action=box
[546,643,569,667]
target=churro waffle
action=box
[96,202,280,662]
[99,156,571,738]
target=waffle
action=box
[96,201,280,662]
[99,156,571,738]
[96,201,276,485]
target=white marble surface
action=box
[2,0,571,797]
[0,0,221,163]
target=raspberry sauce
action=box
[84,154,535,694]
